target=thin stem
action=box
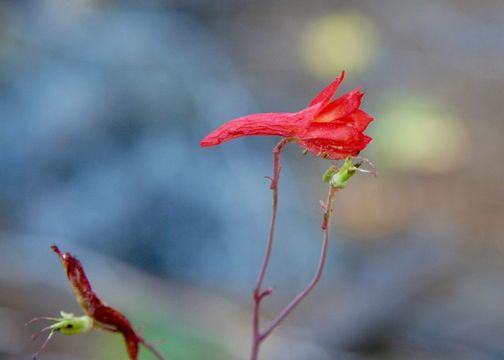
[260,186,338,340]
[251,137,293,360]
[143,340,167,360]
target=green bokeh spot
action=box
[373,97,466,173]
[301,12,380,77]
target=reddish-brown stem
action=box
[260,186,338,341]
[251,137,293,360]
[251,182,338,359]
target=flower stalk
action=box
[251,138,292,360]
[251,156,359,360]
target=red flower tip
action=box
[50,244,62,256]
[200,71,373,160]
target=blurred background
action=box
[1,0,503,359]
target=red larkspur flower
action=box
[50,245,163,360]
[200,71,373,159]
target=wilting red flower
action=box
[200,71,373,159]
[31,245,165,360]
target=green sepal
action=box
[322,165,339,183]
[328,158,358,189]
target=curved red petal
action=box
[200,112,302,147]
[313,88,364,123]
[344,109,374,132]
[361,134,373,146]
[308,71,345,108]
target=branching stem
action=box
[261,186,337,341]
[251,137,338,360]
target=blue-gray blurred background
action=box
[1,0,504,359]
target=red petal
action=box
[298,122,372,159]
[301,122,360,143]
[361,134,373,146]
[200,112,302,147]
[313,88,364,123]
[308,71,345,108]
[345,109,374,132]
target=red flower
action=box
[200,71,373,159]
[47,245,164,360]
